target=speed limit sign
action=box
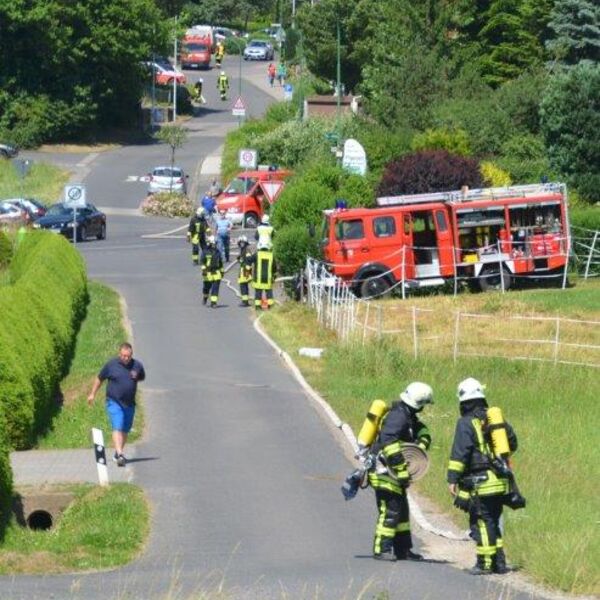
[238,148,258,169]
[64,184,86,207]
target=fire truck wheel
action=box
[360,275,391,299]
[478,266,512,292]
[244,212,259,228]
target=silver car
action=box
[147,166,188,195]
[243,40,274,61]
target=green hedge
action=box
[570,207,600,232]
[0,408,12,527]
[0,231,87,449]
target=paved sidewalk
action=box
[10,447,134,486]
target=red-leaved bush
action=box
[377,150,483,196]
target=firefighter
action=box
[237,235,253,307]
[187,207,210,265]
[217,70,229,101]
[193,78,206,104]
[215,42,225,67]
[254,214,274,250]
[251,243,275,310]
[201,235,224,307]
[367,382,433,561]
[447,378,518,575]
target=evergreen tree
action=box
[546,0,600,66]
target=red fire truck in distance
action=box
[321,183,569,298]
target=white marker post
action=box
[92,428,109,487]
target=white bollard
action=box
[92,428,109,487]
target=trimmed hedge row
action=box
[0,231,87,450]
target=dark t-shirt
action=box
[98,357,145,407]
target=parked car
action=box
[147,166,188,195]
[143,61,186,86]
[1,198,47,220]
[0,143,18,159]
[0,202,26,226]
[214,26,238,42]
[243,40,274,61]
[33,202,106,241]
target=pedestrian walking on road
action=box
[87,343,145,467]
[237,235,253,306]
[215,209,232,263]
[187,207,211,265]
[267,63,276,87]
[209,178,221,196]
[276,62,287,86]
[201,235,224,307]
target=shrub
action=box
[377,150,483,196]
[224,37,246,54]
[496,136,554,184]
[273,222,320,276]
[0,406,12,527]
[141,193,193,218]
[0,232,12,269]
[0,232,87,448]
[411,127,471,156]
[570,207,600,232]
[272,180,332,229]
[264,101,298,124]
[480,161,512,187]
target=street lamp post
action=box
[335,19,342,164]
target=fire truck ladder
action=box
[376,182,566,207]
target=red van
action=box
[216,168,292,228]
[180,35,211,69]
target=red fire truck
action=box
[321,183,570,297]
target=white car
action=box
[147,166,188,195]
[243,40,275,61]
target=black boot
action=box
[202,296,208,305]
[469,556,492,576]
[396,549,423,561]
[492,549,509,574]
[373,551,397,562]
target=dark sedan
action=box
[33,202,106,241]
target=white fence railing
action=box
[571,226,600,279]
[305,257,600,369]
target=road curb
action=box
[252,313,469,542]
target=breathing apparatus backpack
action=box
[341,400,389,501]
[484,406,526,510]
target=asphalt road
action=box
[1,60,552,600]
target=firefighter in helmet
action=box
[237,235,253,307]
[368,382,433,561]
[215,41,225,67]
[255,214,274,250]
[447,378,519,575]
[217,70,229,101]
[251,240,275,310]
[201,235,224,307]
[187,207,211,265]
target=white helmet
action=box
[206,235,216,246]
[261,214,270,225]
[196,207,205,217]
[237,234,248,246]
[457,377,486,403]
[400,382,433,410]
[220,70,226,76]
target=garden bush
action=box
[0,232,12,269]
[570,207,600,232]
[480,161,512,187]
[0,407,12,528]
[0,232,87,448]
[140,192,193,218]
[377,150,483,196]
[272,180,332,230]
[411,127,471,156]
[273,222,320,276]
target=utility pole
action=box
[151,27,156,131]
[335,18,342,164]
[173,17,178,122]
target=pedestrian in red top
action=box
[267,63,276,87]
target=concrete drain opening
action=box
[14,490,75,531]
[26,510,53,531]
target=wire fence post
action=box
[362,301,370,345]
[553,317,561,364]
[584,231,599,280]
[412,305,418,360]
[453,244,458,297]
[377,305,383,340]
[498,241,505,293]
[562,234,570,289]
[453,311,461,363]
[401,246,406,300]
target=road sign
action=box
[342,138,367,176]
[283,83,293,102]
[232,96,246,117]
[64,184,86,207]
[259,180,285,204]
[239,148,258,169]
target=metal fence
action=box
[305,256,600,369]
[571,226,600,279]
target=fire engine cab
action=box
[321,183,569,297]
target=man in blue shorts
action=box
[88,342,145,467]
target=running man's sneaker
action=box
[117,454,126,467]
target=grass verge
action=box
[0,483,148,573]
[0,160,69,204]
[260,289,600,595]
[38,281,143,449]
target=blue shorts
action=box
[106,398,135,433]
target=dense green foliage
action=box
[0,232,87,449]
[0,0,168,145]
[273,222,319,276]
[540,63,600,202]
[0,233,11,270]
[0,402,12,526]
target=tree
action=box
[540,63,600,202]
[546,0,600,67]
[155,125,188,192]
